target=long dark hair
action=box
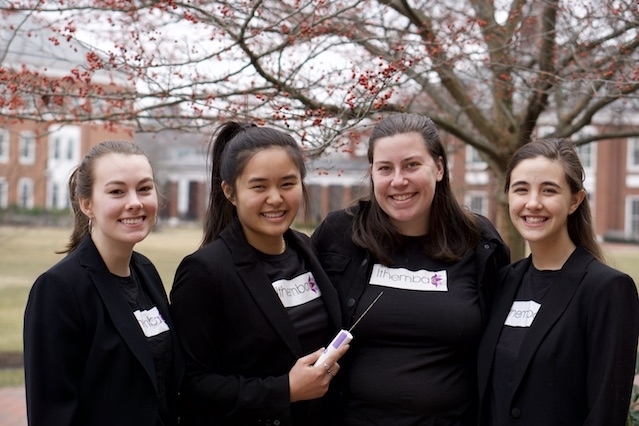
[505,138,603,262]
[201,122,308,247]
[353,113,480,264]
[60,140,151,254]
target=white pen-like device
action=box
[314,291,384,366]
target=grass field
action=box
[1,224,639,387]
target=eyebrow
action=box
[105,177,154,186]
[511,180,561,188]
[246,174,299,183]
[374,156,423,164]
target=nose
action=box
[391,170,407,186]
[266,188,283,205]
[126,192,144,209]
[525,193,542,210]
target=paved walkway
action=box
[0,386,26,426]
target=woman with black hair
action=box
[170,122,348,425]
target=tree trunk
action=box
[495,197,526,262]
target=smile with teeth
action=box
[120,217,144,224]
[391,193,415,201]
[262,211,286,218]
[524,216,547,224]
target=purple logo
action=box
[308,276,318,293]
[431,274,442,287]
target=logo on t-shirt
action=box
[134,306,170,337]
[504,300,541,327]
[272,272,322,308]
[369,264,448,291]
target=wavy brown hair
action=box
[504,138,604,262]
[352,113,480,264]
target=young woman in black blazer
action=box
[170,122,348,425]
[24,141,183,426]
[477,138,639,425]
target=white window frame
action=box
[465,145,487,171]
[627,137,639,172]
[19,131,36,165]
[465,191,488,216]
[17,177,34,209]
[51,136,61,160]
[576,142,596,172]
[0,178,8,208]
[625,197,639,240]
[0,129,9,163]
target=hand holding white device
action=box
[314,291,384,366]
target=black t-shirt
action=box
[116,270,173,426]
[343,236,481,426]
[257,241,333,425]
[258,242,331,355]
[488,264,558,425]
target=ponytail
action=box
[202,122,256,246]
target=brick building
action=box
[0,12,133,215]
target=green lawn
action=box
[1,225,639,388]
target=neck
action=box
[529,237,576,271]
[91,235,133,276]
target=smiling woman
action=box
[22,141,183,426]
[311,113,511,425]
[170,121,347,426]
[477,138,639,426]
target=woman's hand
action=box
[288,344,349,402]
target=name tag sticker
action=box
[369,264,448,292]
[272,272,322,308]
[504,300,541,328]
[134,306,170,337]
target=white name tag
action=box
[504,300,541,328]
[369,264,448,292]
[134,306,170,337]
[272,272,322,308]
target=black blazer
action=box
[23,235,183,426]
[477,246,639,425]
[170,219,343,426]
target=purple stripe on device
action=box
[332,331,348,348]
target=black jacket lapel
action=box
[77,237,158,392]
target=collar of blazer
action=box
[479,245,594,401]
[220,218,342,357]
[75,235,161,393]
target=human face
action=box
[507,156,584,252]
[80,153,158,251]
[371,132,444,236]
[223,147,303,254]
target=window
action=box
[466,146,487,170]
[626,198,639,240]
[0,129,8,163]
[66,138,75,160]
[628,137,639,171]
[0,178,7,208]
[465,192,488,216]
[51,182,59,210]
[18,178,34,209]
[19,131,36,164]
[576,143,595,170]
[52,137,61,160]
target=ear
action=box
[221,181,237,206]
[569,189,586,215]
[79,198,92,218]
[435,156,445,182]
